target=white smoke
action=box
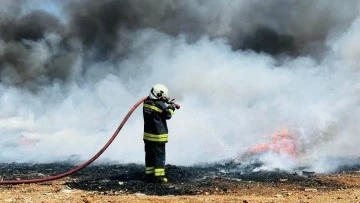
[1,1,360,174]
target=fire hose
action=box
[0,96,180,184]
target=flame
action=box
[249,128,298,157]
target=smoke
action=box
[0,0,360,173]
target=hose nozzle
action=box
[166,98,180,109]
[173,103,180,109]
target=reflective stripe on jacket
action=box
[143,97,175,143]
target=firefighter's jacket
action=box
[143,97,175,143]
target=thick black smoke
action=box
[0,0,359,89]
[240,27,296,55]
[0,10,79,90]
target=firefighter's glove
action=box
[169,103,176,110]
[161,97,169,102]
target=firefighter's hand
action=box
[161,97,169,102]
[169,98,180,109]
[169,103,176,110]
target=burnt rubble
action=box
[0,160,359,196]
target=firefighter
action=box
[143,84,178,183]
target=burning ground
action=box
[1,159,359,197]
[1,129,359,202]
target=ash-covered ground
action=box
[0,158,359,196]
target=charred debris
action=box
[0,158,359,196]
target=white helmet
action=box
[149,84,169,100]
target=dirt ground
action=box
[0,163,359,203]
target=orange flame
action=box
[249,128,298,157]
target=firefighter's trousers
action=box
[144,140,166,179]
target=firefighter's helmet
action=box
[149,84,169,100]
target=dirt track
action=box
[0,163,359,202]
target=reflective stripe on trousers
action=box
[154,168,165,176]
[145,166,155,174]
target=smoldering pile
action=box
[0,160,359,196]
